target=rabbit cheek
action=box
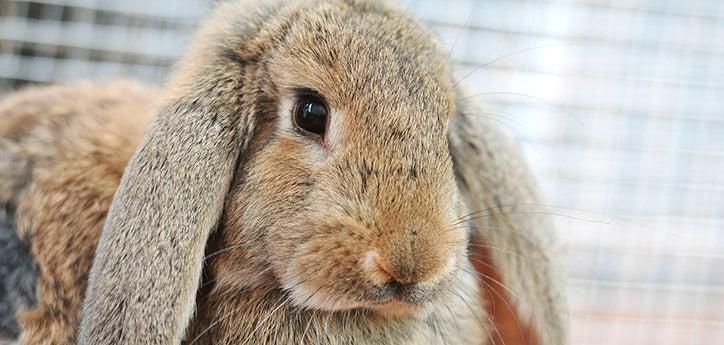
[278,217,372,311]
[215,135,317,268]
[277,188,384,308]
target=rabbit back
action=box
[0,81,158,344]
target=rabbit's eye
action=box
[294,94,328,137]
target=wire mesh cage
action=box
[1,0,722,344]
[0,0,206,90]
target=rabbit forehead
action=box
[266,0,454,121]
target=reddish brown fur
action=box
[470,239,540,345]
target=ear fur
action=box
[449,84,567,345]
[77,2,279,344]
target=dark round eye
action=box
[294,95,328,137]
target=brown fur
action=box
[0,82,158,344]
[0,0,565,344]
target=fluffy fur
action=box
[0,0,565,344]
[0,81,158,344]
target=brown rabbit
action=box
[0,0,565,344]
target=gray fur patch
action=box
[0,208,37,339]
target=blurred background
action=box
[0,0,722,344]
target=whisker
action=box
[446,0,478,60]
[204,240,261,260]
[450,43,592,91]
[457,114,555,176]
[204,234,324,260]
[462,266,527,344]
[514,202,684,238]
[240,295,292,344]
[191,268,325,344]
[456,208,610,227]
[461,265,527,309]
[301,308,318,342]
[467,243,545,266]
[188,303,246,345]
[457,91,600,145]
[456,202,683,238]
[444,304,464,339]
[466,222,607,284]
[449,277,498,345]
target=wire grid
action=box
[0,0,207,90]
[1,0,723,344]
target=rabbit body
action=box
[0,82,157,344]
[0,0,565,344]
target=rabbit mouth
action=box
[283,280,442,320]
[362,282,443,318]
[367,299,429,319]
[367,280,436,304]
[282,275,438,318]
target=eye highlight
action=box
[293,91,329,138]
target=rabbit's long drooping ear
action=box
[449,85,567,345]
[77,3,279,344]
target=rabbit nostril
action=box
[386,281,401,291]
[380,281,429,305]
[379,281,401,297]
[362,250,395,287]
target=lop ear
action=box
[449,84,567,345]
[78,101,252,345]
[77,5,273,345]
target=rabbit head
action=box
[204,0,466,318]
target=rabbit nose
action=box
[362,250,455,287]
